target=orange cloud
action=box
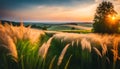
[6,2,120,22]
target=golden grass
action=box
[0,22,45,61]
[52,33,120,64]
[81,38,91,52]
[39,37,53,58]
[2,22,45,43]
[0,29,18,60]
[57,44,70,66]
[1,21,120,68]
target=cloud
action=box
[94,0,120,3]
[95,0,101,2]
[3,3,97,22]
[0,0,119,22]
[0,0,94,10]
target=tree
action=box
[93,1,119,34]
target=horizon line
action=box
[0,19,93,23]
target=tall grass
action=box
[0,23,46,69]
[40,33,120,69]
[1,22,120,69]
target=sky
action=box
[0,0,120,22]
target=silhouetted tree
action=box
[93,1,119,34]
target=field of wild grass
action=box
[0,23,120,69]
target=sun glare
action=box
[112,16,115,20]
[108,15,116,21]
[107,14,117,25]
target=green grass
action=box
[77,23,92,27]
[0,35,47,69]
[47,25,73,31]
[59,30,91,33]
[16,39,42,69]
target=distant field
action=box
[59,30,91,33]
[47,24,92,31]
[47,25,73,31]
[0,20,93,31]
[77,23,93,27]
[47,23,92,34]
[63,25,92,30]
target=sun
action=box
[107,15,116,21]
[112,16,115,20]
[107,14,117,25]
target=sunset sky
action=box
[0,0,120,22]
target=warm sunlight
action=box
[106,14,118,25]
[108,15,116,21]
[1,0,120,69]
[112,16,115,20]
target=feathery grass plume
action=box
[49,56,56,69]
[64,55,72,69]
[81,38,91,52]
[0,29,18,60]
[39,43,46,56]
[29,29,45,43]
[101,34,114,46]
[113,38,119,62]
[39,37,53,58]
[57,44,70,66]
[71,41,74,47]
[53,33,82,42]
[111,38,120,69]
[101,43,107,56]
[1,22,45,43]
[4,23,18,43]
[76,39,79,47]
[93,47,102,58]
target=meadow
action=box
[0,22,120,69]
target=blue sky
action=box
[0,0,93,8]
[0,0,120,22]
